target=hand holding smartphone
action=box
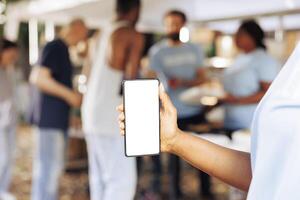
[123,79,160,157]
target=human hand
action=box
[117,84,181,152]
[220,93,239,104]
[168,78,183,89]
[66,91,82,108]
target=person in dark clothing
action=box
[29,19,88,200]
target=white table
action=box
[179,83,226,106]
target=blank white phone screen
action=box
[124,80,160,157]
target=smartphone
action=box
[123,79,160,157]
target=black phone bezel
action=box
[122,79,161,157]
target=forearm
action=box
[228,82,271,105]
[235,91,265,105]
[34,76,72,102]
[181,79,205,87]
[169,130,252,191]
[181,69,207,87]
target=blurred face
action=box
[235,30,256,52]
[1,48,19,67]
[164,14,185,35]
[72,24,88,45]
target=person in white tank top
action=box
[82,0,144,199]
[82,21,129,136]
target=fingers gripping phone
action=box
[123,79,160,157]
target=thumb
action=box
[159,84,174,112]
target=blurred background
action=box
[2,0,300,199]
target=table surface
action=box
[179,82,226,106]
[196,130,251,152]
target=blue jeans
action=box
[31,128,67,200]
[0,126,15,195]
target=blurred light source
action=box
[275,30,284,42]
[78,85,87,94]
[45,21,55,42]
[275,17,284,42]
[29,19,39,65]
[77,41,86,52]
[77,74,88,94]
[0,14,6,24]
[0,2,6,14]
[180,27,190,43]
[285,0,295,9]
[200,96,218,106]
[210,57,233,68]
[78,74,87,84]
[221,35,233,52]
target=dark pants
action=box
[151,155,162,193]
[137,112,212,198]
[169,112,212,199]
[136,155,162,193]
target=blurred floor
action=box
[10,126,230,200]
[10,126,89,200]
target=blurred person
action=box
[148,10,210,199]
[220,20,280,199]
[0,39,19,200]
[82,30,101,80]
[221,20,280,131]
[29,19,88,200]
[118,37,300,199]
[81,0,144,199]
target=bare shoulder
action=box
[112,27,144,44]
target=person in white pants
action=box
[82,0,144,199]
[0,39,19,200]
[85,136,136,200]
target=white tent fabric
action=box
[5,0,300,36]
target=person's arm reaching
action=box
[224,59,278,105]
[171,45,207,88]
[223,81,270,105]
[175,68,207,87]
[29,66,82,107]
[117,85,252,191]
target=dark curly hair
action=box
[116,0,141,15]
[164,10,187,23]
[238,19,266,50]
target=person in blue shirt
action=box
[118,33,300,200]
[29,19,87,200]
[221,20,280,131]
[148,10,210,199]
